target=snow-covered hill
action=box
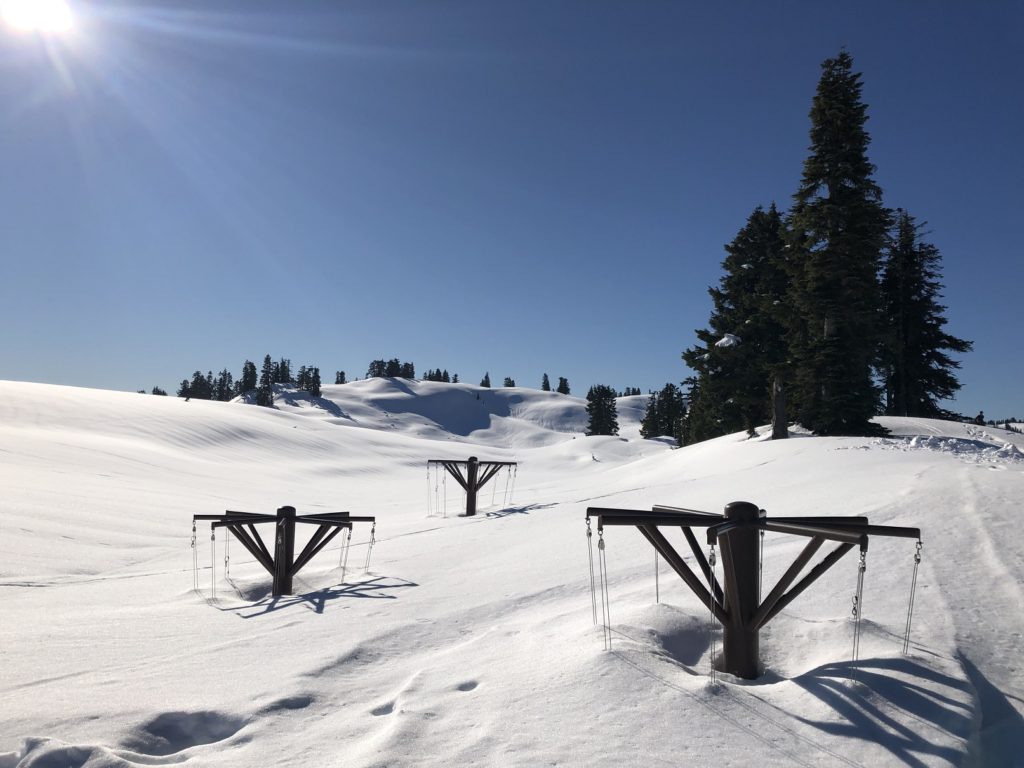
[1,379,1022,767]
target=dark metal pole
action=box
[465,456,479,517]
[719,501,762,679]
[272,505,297,596]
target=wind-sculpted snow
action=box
[880,434,1024,465]
[1,380,1023,767]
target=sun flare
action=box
[1,0,74,34]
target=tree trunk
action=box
[771,375,788,440]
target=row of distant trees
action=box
[172,356,322,406]
[159,356,648,410]
[677,51,972,445]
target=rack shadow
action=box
[222,576,418,619]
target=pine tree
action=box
[188,371,212,400]
[275,358,292,385]
[452,373,459,383]
[239,360,258,394]
[335,371,347,385]
[640,383,687,445]
[503,377,515,387]
[309,367,322,398]
[385,359,402,377]
[681,374,722,445]
[151,386,167,396]
[788,50,889,436]
[366,360,386,378]
[683,205,790,438]
[556,377,570,395]
[214,369,233,401]
[585,385,619,436]
[257,355,275,407]
[480,372,491,388]
[176,380,191,398]
[881,210,972,417]
[541,373,551,392]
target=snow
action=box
[2,379,1023,767]
[715,333,741,348]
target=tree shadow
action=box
[790,656,974,767]
[221,576,418,619]
[956,651,1024,765]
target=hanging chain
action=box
[586,517,598,625]
[190,524,197,593]
[363,522,376,573]
[210,528,217,599]
[224,529,230,579]
[598,525,612,650]
[850,545,868,684]
[426,464,433,517]
[707,544,718,685]
[902,540,923,655]
[339,528,353,581]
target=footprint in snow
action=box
[371,701,395,716]
[455,680,479,692]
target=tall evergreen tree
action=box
[480,372,491,388]
[683,205,790,439]
[176,379,191,398]
[585,385,619,436]
[238,360,258,394]
[556,377,570,395]
[680,375,721,445]
[503,377,516,387]
[640,382,687,445]
[213,369,233,401]
[881,210,972,416]
[788,50,889,436]
[189,370,213,400]
[335,371,347,385]
[309,367,322,397]
[151,386,167,396]
[257,355,275,407]
[541,373,551,392]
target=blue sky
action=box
[2,1,1021,418]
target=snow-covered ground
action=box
[2,379,1022,767]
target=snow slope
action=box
[1,379,1023,767]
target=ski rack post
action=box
[193,506,376,597]
[585,501,920,680]
[426,457,518,517]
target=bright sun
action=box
[1,0,74,34]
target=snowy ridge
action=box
[1,380,1023,767]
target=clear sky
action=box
[2,1,1021,418]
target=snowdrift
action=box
[1,379,1022,767]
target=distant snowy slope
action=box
[271,378,649,446]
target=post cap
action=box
[724,501,761,522]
